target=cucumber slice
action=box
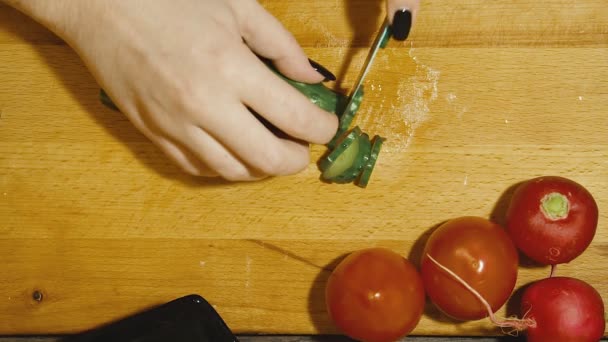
[320,127,362,179]
[356,135,385,188]
[329,133,372,183]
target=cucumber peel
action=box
[266,65,353,116]
[327,86,364,149]
[320,128,373,183]
[356,135,385,188]
[319,127,362,174]
[329,133,372,183]
[320,128,383,186]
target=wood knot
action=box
[32,290,43,302]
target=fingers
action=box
[122,109,218,177]
[133,108,267,181]
[236,47,339,145]
[189,98,314,178]
[229,0,329,83]
[386,0,420,40]
[122,78,318,180]
[156,137,219,178]
[178,125,266,181]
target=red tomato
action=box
[506,176,598,265]
[420,216,519,321]
[521,277,605,342]
[325,247,425,342]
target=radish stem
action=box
[426,254,536,334]
[540,192,569,220]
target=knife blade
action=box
[338,19,391,133]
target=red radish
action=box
[506,176,598,265]
[521,276,605,342]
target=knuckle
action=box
[169,64,231,121]
[215,49,243,82]
[172,83,206,119]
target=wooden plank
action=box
[2,1,608,47]
[1,0,607,338]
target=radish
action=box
[521,276,605,342]
[427,256,605,341]
[506,176,598,265]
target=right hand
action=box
[386,0,420,40]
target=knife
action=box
[336,19,392,136]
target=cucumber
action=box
[320,128,374,184]
[320,127,362,178]
[327,86,364,149]
[265,62,354,117]
[328,133,372,183]
[356,135,385,188]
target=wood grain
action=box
[1,0,607,338]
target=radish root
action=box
[550,264,557,278]
[426,254,536,334]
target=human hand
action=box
[10,0,339,181]
[386,0,420,40]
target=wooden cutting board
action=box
[1,0,606,337]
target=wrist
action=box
[3,0,96,44]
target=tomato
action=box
[420,216,519,321]
[325,247,425,342]
[521,277,605,342]
[506,176,599,265]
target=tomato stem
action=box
[426,254,536,334]
[540,192,569,220]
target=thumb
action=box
[230,0,335,83]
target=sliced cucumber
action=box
[356,135,385,188]
[320,127,362,178]
[329,133,372,183]
[328,86,364,149]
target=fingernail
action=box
[392,9,412,41]
[309,59,336,81]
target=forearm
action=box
[3,1,71,35]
